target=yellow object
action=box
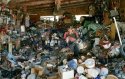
[0,44,1,51]
[8,42,12,53]
[106,75,118,79]
[110,23,116,40]
[31,66,44,76]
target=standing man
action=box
[64,27,79,57]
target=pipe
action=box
[113,17,122,45]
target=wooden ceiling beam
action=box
[8,0,51,8]
[28,2,90,13]
[8,0,94,16]
[27,3,54,10]
[20,0,91,7]
[27,0,92,10]
[9,0,94,9]
[18,0,47,4]
[16,0,31,3]
[29,6,89,16]
[21,0,54,6]
[19,0,84,4]
[28,1,92,11]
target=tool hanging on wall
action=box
[55,0,61,11]
[88,4,96,16]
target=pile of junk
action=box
[1,20,125,79]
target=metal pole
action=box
[53,13,56,28]
[113,17,122,45]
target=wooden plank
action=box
[20,0,92,6]
[29,6,88,16]
[28,1,92,10]
[22,0,54,6]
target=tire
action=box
[120,44,125,57]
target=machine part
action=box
[120,44,125,57]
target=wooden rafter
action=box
[27,0,93,9]
[28,1,91,13]
[20,0,54,6]
[8,0,94,15]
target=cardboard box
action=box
[47,73,60,79]
[58,66,74,79]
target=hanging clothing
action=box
[25,16,30,27]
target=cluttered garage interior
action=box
[1,0,125,79]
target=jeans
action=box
[7,53,17,65]
[68,42,79,57]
